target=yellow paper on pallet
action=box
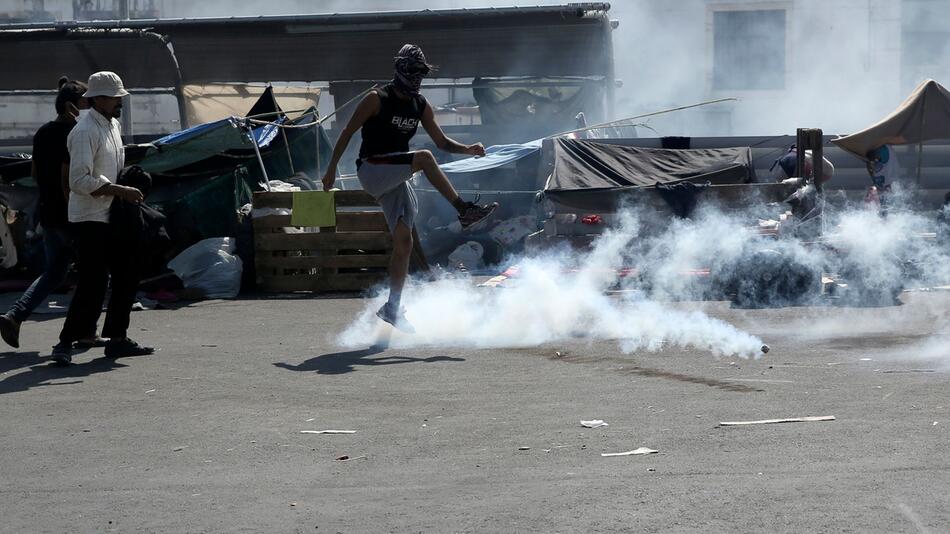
[291,191,336,227]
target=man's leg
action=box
[387,220,413,309]
[411,150,461,205]
[102,244,153,358]
[376,219,416,333]
[53,223,109,363]
[0,227,71,348]
[58,223,109,346]
[411,150,497,229]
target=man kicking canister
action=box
[322,44,497,333]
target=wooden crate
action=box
[252,190,392,292]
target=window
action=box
[713,9,786,90]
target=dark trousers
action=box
[7,225,72,322]
[59,221,139,343]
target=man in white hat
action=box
[51,71,154,364]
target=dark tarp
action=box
[0,29,179,90]
[473,77,605,136]
[0,5,613,90]
[544,138,755,210]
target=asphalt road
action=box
[0,290,948,533]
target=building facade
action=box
[3,0,950,138]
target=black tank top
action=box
[358,84,427,159]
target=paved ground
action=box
[0,289,948,533]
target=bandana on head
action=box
[393,44,432,96]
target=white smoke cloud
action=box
[338,196,950,361]
[339,208,766,358]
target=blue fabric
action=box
[152,116,284,148]
[8,226,72,322]
[153,119,231,145]
[439,139,542,174]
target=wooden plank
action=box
[253,190,378,209]
[255,231,393,251]
[256,254,391,270]
[258,272,387,292]
[252,212,387,231]
[719,415,835,427]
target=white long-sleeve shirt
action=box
[67,109,124,223]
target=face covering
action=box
[393,44,431,96]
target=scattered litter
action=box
[543,449,552,453]
[145,389,156,394]
[880,369,936,373]
[647,468,656,472]
[300,430,356,434]
[290,502,297,507]
[173,446,186,452]
[601,447,658,457]
[201,344,218,348]
[518,446,531,451]
[934,422,939,426]
[82,429,91,432]
[335,455,365,462]
[859,358,872,361]
[305,418,315,422]
[760,344,770,354]
[554,351,562,358]
[719,415,835,426]
[581,420,609,428]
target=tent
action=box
[832,79,950,181]
[543,138,756,210]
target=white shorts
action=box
[357,152,418,232]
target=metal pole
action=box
[315,115,322,183]
[245,121,270,191]
[795,128,807,180]
[281,127,295,176]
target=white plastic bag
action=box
[167,237,243,298]
[489,215,538,247]
[448,241,484,270]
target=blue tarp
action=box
[141,116,286,174]
[439,139,542,174]
[153,116,284,147]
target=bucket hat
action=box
[83,71,129,98]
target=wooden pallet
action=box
[252,190,392,292]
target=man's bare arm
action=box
[421,104,485,157]
[322,92,382,190]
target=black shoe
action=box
[0,313,20,349]
[376,303,416,334]
[104,338,155,358]
[458,196,499,231]
[50,342,72,365]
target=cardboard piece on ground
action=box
[601,447,658,457]
[719,415,835,426]
[291,191,336,227]
[581,420,608,428]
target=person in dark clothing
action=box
[0,77,104,350]
[322,44,498,332]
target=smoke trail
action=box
[338,209,766,358]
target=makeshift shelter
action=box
[832,79,950,182]
[543,138,756,210]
